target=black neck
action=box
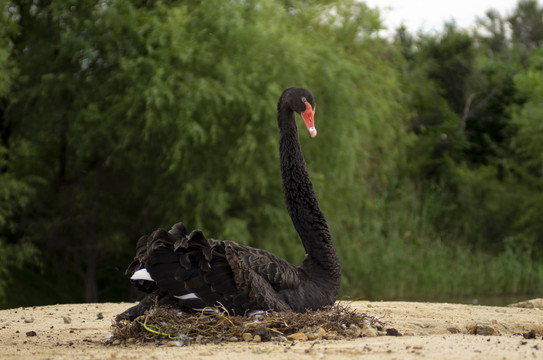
[277,104,340,281]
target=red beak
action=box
[301,102,317,137]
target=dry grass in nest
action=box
[109,303,388,346]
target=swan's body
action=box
[119,88,341,319]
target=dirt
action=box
[1,300,543,359]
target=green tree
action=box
[4,0,543,307]
[0,0,39,303]
[506,49,543,249]
[509,0,543,50]
[476,9,509,55]
[2,0,410,306]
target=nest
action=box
[109,303,387,346]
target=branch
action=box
[459,93,478,133]
[458,73,511,134]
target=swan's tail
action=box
[123,222,239,317]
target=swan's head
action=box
[285,87,317,137]
[301,97,317,138]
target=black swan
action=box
[119,87,341,319]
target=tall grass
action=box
[334,182,543,302]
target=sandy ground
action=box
[1,300,543,360]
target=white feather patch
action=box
[174,293,200,300]
[130,268,154,282]
[192,308,219,314]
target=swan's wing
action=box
[123,223,302,313]
[224,243,302,291]
[143,227,238,311]
[220,242,301,312]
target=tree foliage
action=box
[2,0,543,307]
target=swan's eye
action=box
[301,97,307,103]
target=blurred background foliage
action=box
[1,0,543,308]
